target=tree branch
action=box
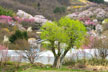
[51,41,57,57]
[57,42,61,56]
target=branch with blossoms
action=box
[81,36,95,49]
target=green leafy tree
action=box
[41,17,86,68]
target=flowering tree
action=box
[92,37,108,59]
[67,7,108,23]
[81,34,97,49]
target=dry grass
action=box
[87,65,108,71]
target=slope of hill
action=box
[0,0,87,20]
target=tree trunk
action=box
[53,49,70,68]
[53,56,61,68]
[52,41,72,68]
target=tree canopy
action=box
[41,17,87,68]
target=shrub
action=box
[32,62,45,68]
[53,6,66,13]
[9,34,17,43]
[88,0,104,4]
[0,23,18,32]
[9,30,28,43]
[0,6,15,17]
[21,21,41,30]
[63,58,108,66]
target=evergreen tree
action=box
[88,0,104,3]
[9,30,28,43]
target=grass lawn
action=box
[0,62,87,72]
[0,62,108,72]
[20,67,91,72]
[20,66,108,72]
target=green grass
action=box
[19,66,93,72]
[20,67,90,72]
[0,62,107,72]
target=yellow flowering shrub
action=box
[2,28,10,33]
[79,0,88,3]
[73,6,84,8]
[104,19,108,23]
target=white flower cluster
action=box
[34,15,49,24]
[96,24,103,32]
[78,10,93,18]
[67,7,108,19]
[94,8,106,18]
[17,10,33,19]
[67,13,78,19]
[17,10,51,25]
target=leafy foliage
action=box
[21,21,41,30]
[53,6,66,13]
[41,17,86,49]
[88,0,104,3]
[58,17,87,47]
[41,17,86,68]
[0,6,15,17]
[9,30,28,43]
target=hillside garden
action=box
[0,0,108,72]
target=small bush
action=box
[63,58,108,66]
[88,0,104,4]
[21,21,41,30]
[9,30,28,43]
[53,6,66,13]
[0,6,15,17]
[32,62,45,68]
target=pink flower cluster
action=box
[0,15,36,25]
[0,45,8,50]
[67,12,97,26]
[79,17,96,26]
[14,17,35,23]
[85,20,95,25]
[82,36,95,49]
[67,7,108,26]
[16,10,50,24]
[0,15,13,24]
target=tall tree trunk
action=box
[53,56,61,68]
[53,49,70,68]
[52,41,72,68]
